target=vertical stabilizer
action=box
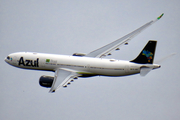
[130,40,157,64]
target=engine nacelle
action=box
[72,53,86,57]
[39,75,54,88]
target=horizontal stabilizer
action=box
[140,67,153,76]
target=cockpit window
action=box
[7,56,10,60]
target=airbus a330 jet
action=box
[5,14,164,93]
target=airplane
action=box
[5,13,164,93]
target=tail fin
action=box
[130,40,157,64]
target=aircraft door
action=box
[87,64,90,69]
[40,58,46,67]
[12,56,17,64]
[125,65,129,73]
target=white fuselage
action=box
[5,52,160,77]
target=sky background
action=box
[0,0,180,120]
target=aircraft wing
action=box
[85,13,164,58]
[49,68,77,93]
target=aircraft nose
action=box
[4,57,7,62]
[4,56,10,63]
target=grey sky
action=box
[1,0,180,120]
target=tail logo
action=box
[142,50,153,62]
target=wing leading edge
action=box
[85,13,164,58]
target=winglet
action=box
[157,13,164,20]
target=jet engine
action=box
[39,75,54,88]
